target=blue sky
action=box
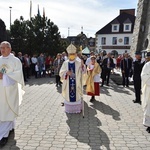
[0,0,138,37]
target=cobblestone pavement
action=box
[1,76,150,150]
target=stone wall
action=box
[144,0,150,50]
[130,0,150,57]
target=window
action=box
[112,24,119,32]
[113,26,117,31]
[125,25,129,30]
[112,37,117,45]
[89,41,94,46]
[124,37,129,45]
[101,37,106,45]
[144,38,149,49]
[124,24,131,32]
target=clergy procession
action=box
[0,41,24,148]
[1,41,150,149]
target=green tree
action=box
[10,16,28,53]
[10,14,66,56]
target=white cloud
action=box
[0,0,138,37]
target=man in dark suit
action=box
[18,52,27,82]
[101,53,114,86]
[97,52,104,67]
[120,53,132,87]
[132,51,145,104]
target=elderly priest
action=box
[0,41,24,147]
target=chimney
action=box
[120,9,135,16]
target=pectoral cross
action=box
[0,68,6,74]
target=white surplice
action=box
[0,54,24,139]
[0,121,15,140]
[141,61,150,126]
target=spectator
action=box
[101,53,114,86]
[132,51,145,104]
[120,53,132,87]
[53,53,64,87]
[31,54,37,76]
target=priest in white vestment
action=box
[59,44,86,113]
[141,51,150,133]
[0,41,24,147]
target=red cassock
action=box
[87,82,100,96]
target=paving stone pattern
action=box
[1,77,150,150]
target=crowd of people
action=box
[11,48,130,88]
[6,45,150,112]
[58,44,150,136]
[0,41,150,148]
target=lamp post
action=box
[9,6,12,30]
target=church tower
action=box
[130,0,150,56]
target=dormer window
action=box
[123,18,132,32]
[112,24,120,32]
[125,25,129,30]
[111,19,120,32]
[113,26,117,31]
[124,24,131,32]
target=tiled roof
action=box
[96,12,135,34]
[111,19,120,24]
[124,18,132,23]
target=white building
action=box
[95,9,136,56]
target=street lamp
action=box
[9,6,12,30]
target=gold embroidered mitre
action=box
[66,44,77,54]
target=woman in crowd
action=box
[53,53,64,87]
[45,55,53,77]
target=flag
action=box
[30,0,32,20]
[43,7,45,18]
[38,4,40,16]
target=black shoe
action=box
[146,127,150,133]
[100,85,103,87]
[90,96,95,102]
[133,100,138,103]
[9,129,15,133]
[61,102,64,106]
[8,129,14,137]
[133,100,141,104]
[90,98,94,102]
[106,84,109,86]
[90,98,93,102]
[0,137,8,148]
